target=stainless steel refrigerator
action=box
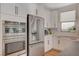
[27,14,44,56]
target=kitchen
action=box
[0,3,79,56]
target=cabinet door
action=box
[53,37,67,50]
[1,4,15,15]
[14,4,27,17]
[58,39,64,50]
[53,37,59,49]
[44,35,53,52]
[58,37,73,51]
[27,4,37,15]
[48,35,53,50]
[29,42,44,56]
[44,36,49,52]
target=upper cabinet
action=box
[0,4,27,22]
[27,3,37,15]
[0,3,52,28]
[26,4,52,28]
[1,4,15,15]
[51,11,59,28]
[37,4,51,28]
[1,3,28,17]
[15,4,28,17]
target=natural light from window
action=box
[61,22,75,32]
[60,10,76,32]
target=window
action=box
[60,10,76,32]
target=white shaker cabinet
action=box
[1,3,27,17]
[53,37,66,51]
[27,3,37,15]
[15,4,27,17]
[44,34,72,52]
[53,37,59,50]
[1,4,15,15]
[58,38,65,50]
[58,37,73,51]
[53,37,73,51]
[44,35,53,52]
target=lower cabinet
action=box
[58,38,65,50]
[53,37,68,51]
[59,37,73,51]
[53,37,59,50]
[54,37,72,51]
[45,35,53,52]
[45,35,73,52]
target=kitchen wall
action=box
[0,3,28,55]
[50,4,79,51]
[0,3,76,54]
[0,3,52,55]
[51,4,79,35]
[27,3,79,53]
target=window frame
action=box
[60,10,76,32]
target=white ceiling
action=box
[40,3,74,10]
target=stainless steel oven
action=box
[5,41,25,55]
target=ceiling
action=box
[40,3,74,10]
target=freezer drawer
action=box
[29,42,44,56]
